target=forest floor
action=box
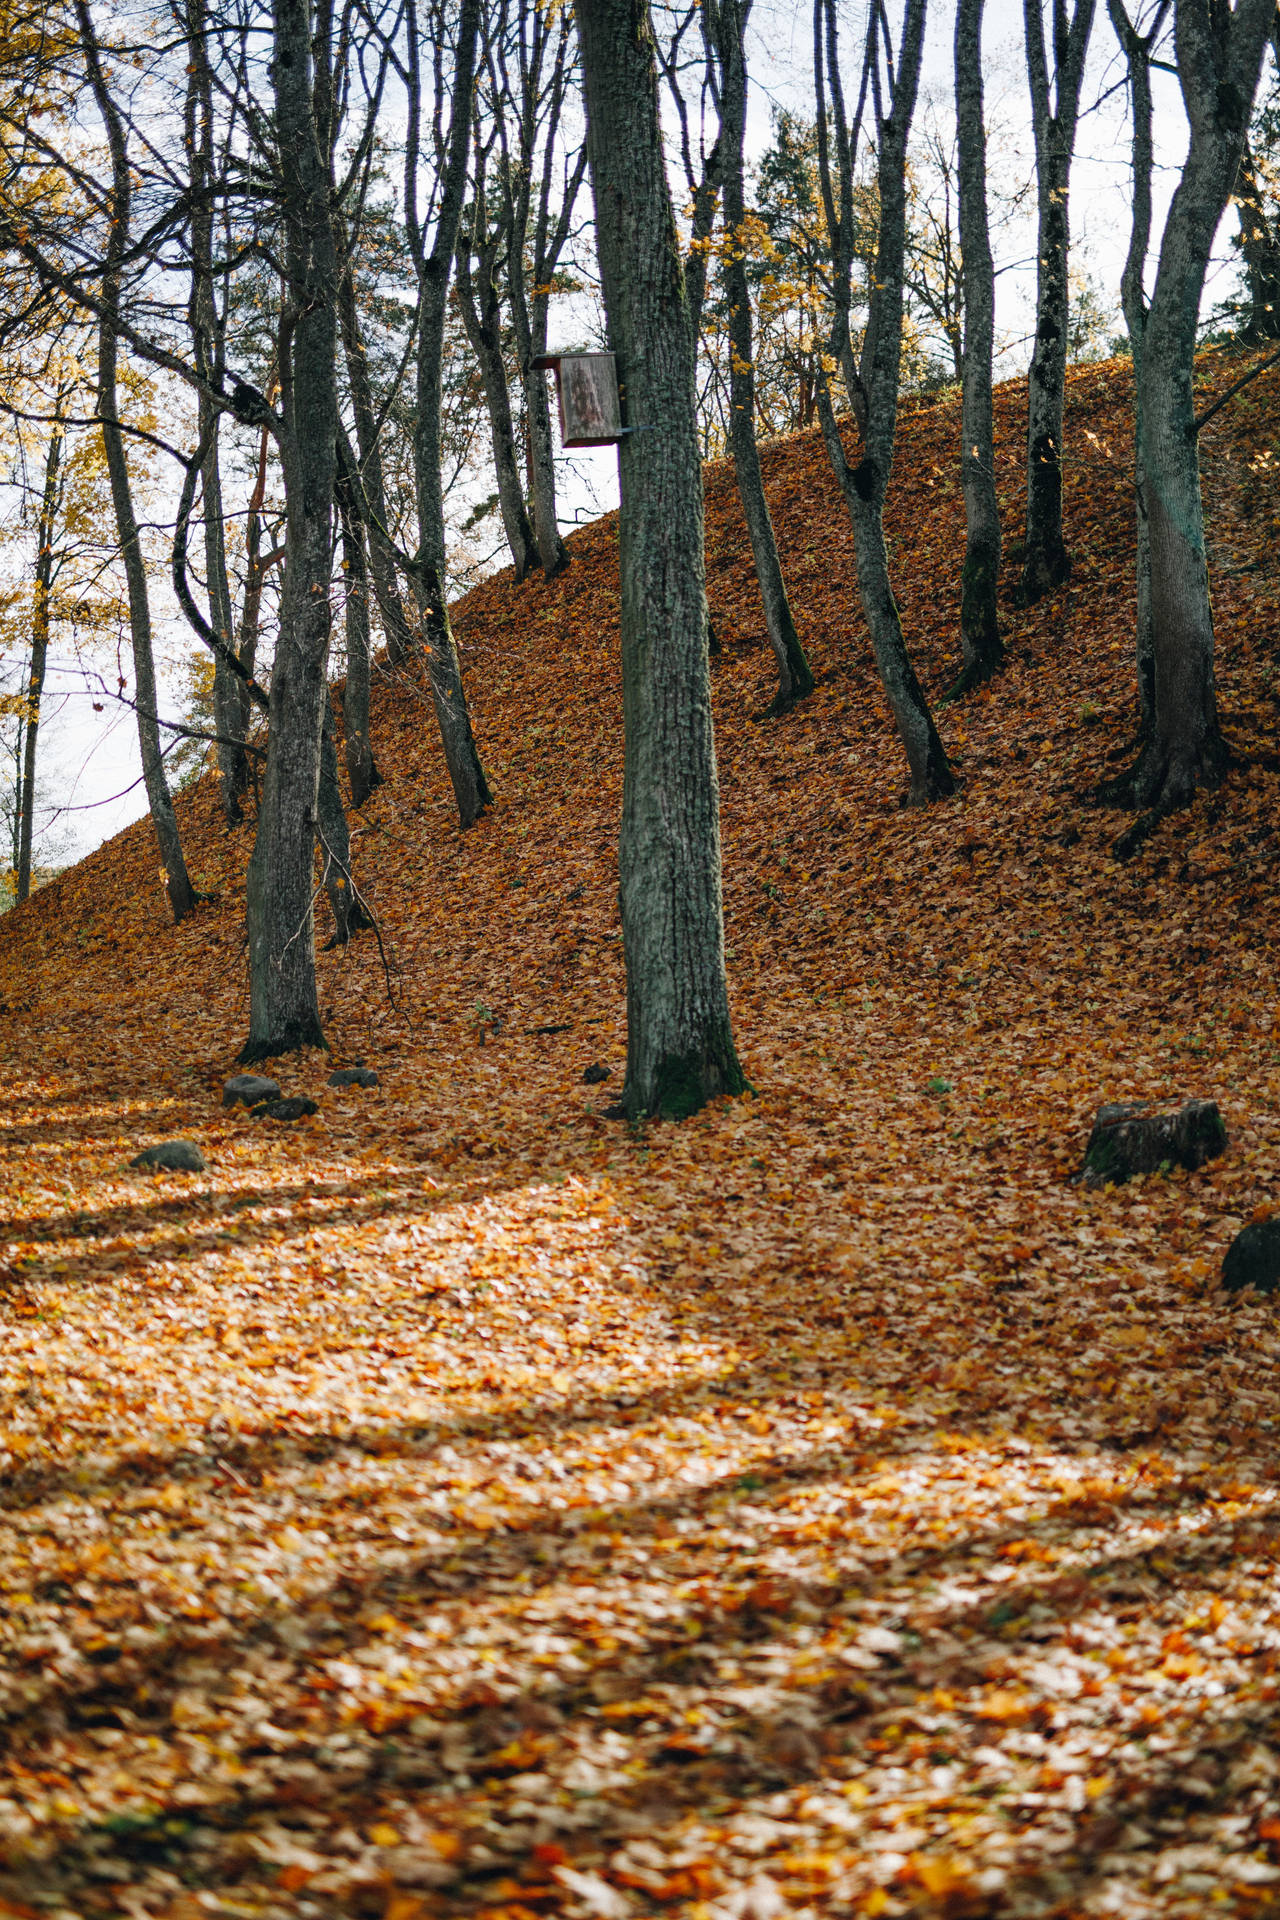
[2,353,1280,1920]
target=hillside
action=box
[2,353,1280,1919]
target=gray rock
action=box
[328,1067,379,1088]
[1222,1218,1280,1296]
[253,1096,319,1123]
[1079,1098,1227,1187]
[131,1140,206,1173]
[582,1063,611,1085]
[223,1073,281,1108]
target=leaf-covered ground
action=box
[2,353,1280,1920]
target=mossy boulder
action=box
[1079,1099,1227,1187]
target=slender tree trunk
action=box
[185,0,246,823]
[78,0,197,923]
[456,214,540,580]
[16,421,62,905]
[242,0,340,1059]
[336,469,382,807]
[337,244,417,664]
[814,0,954,805]
[714,0,813,711]
[406,0,490,827]
[1019,0,1095,606]
[951,0,1003,693]
[1111,0,1274,832]
[1107,0,1164,736]
[317,707,373,945]
[577,0,744,1121]
[1235,137,1280,340]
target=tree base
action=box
[239,1019,328,1065]
[625,1044,746,1122]
[943,647,1004,703]
[1014,545,1071,608]
[1094,728,1229,858]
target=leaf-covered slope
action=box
[1,352,1280,1920]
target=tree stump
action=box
[1079,1099,1227,1187]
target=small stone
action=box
[328,1067,379,1088]
[1079,1098,1227,1187]
[1222,1218,1280,1296]
[582,1063,611,1085]
[131,1140,206,1173]
[223,1073,281,1108]
[253,1096,319,1123]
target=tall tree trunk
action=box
[951,0,1003,693]
[78,0,197,924]
[713,0,813,711]
[336,468,382,807]
[242,0,340,1059]
[814,0,954,805]
[576,0,744,1122]
[406,0,490,827]
[337,241,417,665]
[1113,0,1276,831]
[16,420,62,905]
[1107,0,1166,737]
[1019,0,1095,606]
[456,204,540,580]
[185,0,246,823]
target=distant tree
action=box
[1019,0,1095,606]
[1230,49,1280,340]
[575,0,744,1120]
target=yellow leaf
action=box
[367,1823,401,1847]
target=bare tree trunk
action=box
[318,707,373,945]
[336,246,417,665]
[242,0,341,1059]
[1107,0,1167,736]
[814,0,954,805]
[712,0,813,711]
[185,0,246,823]
[1108,0,1274,840]
[78,0,197,924]
[1235,135,1280,340]
[336,468,382,808]
[951,0,1003,693]
[576,0,744,1122]
[456,183,540,580]
[405,0,491,827]
[1019,0,1094,606]
[16,420,63,905]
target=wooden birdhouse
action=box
[532,350,623,447]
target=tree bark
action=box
[336,468,382,808]
[1019,0,1095,606]
[814,0,955,806]
[242,0,341,1059]
[576,0,744,1121]
[405,0,492,827]
[78,0,197,924]
[1111,0,1275,835]
[16,419,62,906]
[712,0,813,711]
[951,0,1003,693]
